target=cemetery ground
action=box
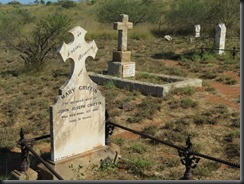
[0,35,240,180]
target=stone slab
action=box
[9,168,38,180]
[89,72,202,97]
[112,51,131,62]
[37,143,120,180]
[108,62,135,78]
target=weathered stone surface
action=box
[108,62,135,78]
[113,14,133,51]
[112,51,131,62]
[108,14,135,78]
[108,61,122,76]
[9,168,38,180]
[215,23,226,55]
[122,62,135,77]
[89,72,202,97]
[37,144,120,180]
[50,26,105,162]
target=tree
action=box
[7,1,21,5]
[163,0,239,36]
[57,0,76,8]
[96,0,163,25]
[206,0,240,29]
[34,0,45,5]
[0,12,72,71]
[164,0,210,34]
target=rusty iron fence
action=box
[190,35,240,59]
[105,111,240,180]
[16,118,240,180]
[18,128,63,180]
[198,46,240,59]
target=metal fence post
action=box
[178,136,200,180]
[105,110,114,145]
[232,46,237,59]
[19,128,30,172]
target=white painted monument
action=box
[215,23,226,55]
[108,14,135,78]
[50,26,105,162]
[195,25,201,38]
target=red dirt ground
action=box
[115,59,240,139]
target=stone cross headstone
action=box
[113,14,133,51]
[215,23,226,55]
[50,26,105,162]
[108,14,135,78]
[195,25,201,38]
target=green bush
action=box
[1,12,72,71]
[96,0,163,25]
[60,0,76,8]
[0,8,34,39]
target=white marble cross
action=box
[50,26,105,162]
[59,26,98,80]
[113,14,133,51]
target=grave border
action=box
[89,71,202,97]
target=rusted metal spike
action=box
[20,128,24,140]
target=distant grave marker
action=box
[108,14,135,78]
[215,23,226,55]
[195,25,201,38]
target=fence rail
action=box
[18,128,63,180]
[198,46,240,59]
[105,117,240,180]
[16,118,240,180]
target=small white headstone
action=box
[164,35,172,41]
[50,26,105,162]
[195,25,201,38]
[215,23,226,55]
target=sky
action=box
[0,0,56,4]
[0,0,80,4]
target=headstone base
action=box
[112,51,131,62]
[108,61,135,78]
[9,168,38,180]
[37,143,120,180]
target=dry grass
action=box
[0,2,240,181]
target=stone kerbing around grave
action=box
[89,72,202,97]
[50,26,105,162]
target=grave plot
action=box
[91,14,202,97]
[89,72,202,97]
